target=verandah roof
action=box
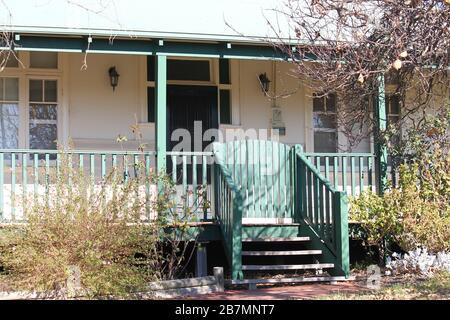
[1,0,292,44]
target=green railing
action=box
[213,143,244,280]
[305,153,376,197]
[0,149,214,222]
[296,148,350,276]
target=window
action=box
[387,95,400,126]
[30,52,58,69]
[29,80,58,150]
[386,94,401,148]
[313,93,337,152]
[219,59,230,84]
[167,59,210,81]
[0,78,19,149]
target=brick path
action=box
[183,281,367,300]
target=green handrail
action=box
[212,143,243,280]
[296,147,350,277]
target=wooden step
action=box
[228,275,353,286]
[242,236,310,242]
[242,250,322,256]
[242,263,334,271]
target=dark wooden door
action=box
[167,85,218,183]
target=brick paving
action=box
[183,281,367,300]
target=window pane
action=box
[388,115,399,125]
[147,56,155,82]
[0,103,19,148]
[29,124,57,150]
[313,95,325,111]
[389,95,400,114]
[167,60,210,81]
[147,87,155,122]
[4,78,19,101]
[314,131,337,153]
[30,80,43,102]
[326,93,336,112]
[220,89,231,124]
[30,104,57,120]
[219,59,230,84]
[313,114,336,129]
[44,80,57,102]
[30,52,58,69]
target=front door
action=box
[167,85,218,183]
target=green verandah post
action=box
[334,191,350,277]
[376,74,388,194]
[155,55,167,190]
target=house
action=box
[0,0,406,284]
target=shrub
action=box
[0,152,201,298]
[351,111,450,255]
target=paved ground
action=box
[183,281,367,300]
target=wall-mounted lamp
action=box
[258,73,271,94]
[108,66,120,92]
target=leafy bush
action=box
[351,111,450,254]
[0,153,201,298]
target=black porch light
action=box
[258,73,271,93]
[108,66,120,92]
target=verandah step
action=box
[242,263,334,271]
[242,236,310,242]
[242,250,322,256]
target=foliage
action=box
[351,111,450,254]
[386,248,450,276]
[0,152,204,298]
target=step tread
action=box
[242,236,310,242]
[242,263,334,271]
[242,250,322,256]
[228,276,353,285]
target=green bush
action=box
[0,153,200,298]
[351,111,450,254]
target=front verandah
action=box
[0,147,389,222]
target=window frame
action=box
[0,76,20,149]
[0,51,62,149]
[26,76,60,150]
[313,93,338,153]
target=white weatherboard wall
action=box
[64,54,310,151]
[235,59,306,147]
[67,53,147,150]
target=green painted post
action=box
[155,54,167,190]
[333,191,350,277]
[376,74,388,194]
[293,145,303,222]
[231,192,243,280]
